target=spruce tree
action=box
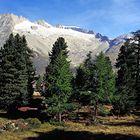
[132,31,140,107]
[13,34,28,106]
[21,35,35,100]
[117,41,136,115]
[75,52,93,91]
[91,52,115,120]
[0,34,35,111]
[95,52,115,104]
[49,37,69,64]
[0,34,19,110]
[75,52,115,120]
[45,37,73,122]
[115,30,140,114]
[74,52,95,106]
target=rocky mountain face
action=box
[0,14,131,74]
[106,34,133,66]
[0,14,26,47]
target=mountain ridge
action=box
[0,13,133,74]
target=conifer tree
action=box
[75,52,115,120]
[13,34,28,106]
[114,41,135,114]
[49,37,69,64]
[75,52,93,91]
[45,37,73,122]
[0,34,35,111]
[115,30,140,114]
[91,52,115,119]
[74,52,95,106]
[132,31,140,107]
[0,34,19,110]
[21,35,35,100]
[95,52,115,104]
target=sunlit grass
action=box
[0,115,139,140]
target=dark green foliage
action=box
[44,37,73,122]
[76,52,115,105]
[21,35,35,100]
[75,52,93,91]
[74,52,95,105]
[0,34,35,111]
[95,52,115,105]
[114,43,132,114]
[49,37,69,64]
[114,30,140,114]
[91,52,115,119]
[75,51,115,120]
[132,31,140,107]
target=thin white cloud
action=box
[69,0,139,25]
[62,0,140,37]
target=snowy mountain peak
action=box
[0,13,28,47]
[109,33,133,47]
[55,25,110,43]
[35,20,52,28]
[0,13,132,74]
[0,13,28,25]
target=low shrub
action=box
[98,105,111,117]
[4,119,29,132]
[0,118,41,133]
[26,118,41,128]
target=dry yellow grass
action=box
[0,115,139,140]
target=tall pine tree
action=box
[132,31,140,107]
[95,52,115,105]
[44,37,73,122]
[115,30,140,114]
[75,52,115,120]
[0,34,35,111]
[91,52,115,120]
[0,34,20,110]
[114,41,135,114]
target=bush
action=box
[98,105,111,117]
[0,118,41,133]
[4,119,29,132]
[15,119,30,132]
[26,118,41,128]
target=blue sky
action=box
[0,0,140,38]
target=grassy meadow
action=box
[0,114,139,140]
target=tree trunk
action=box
[93,102,98,122]
[77,104,80,120]
[59,112,62,123]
